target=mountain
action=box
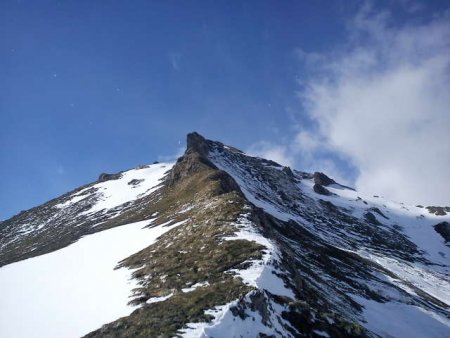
[1,132,449,338]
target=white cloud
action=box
[157,146,185,162]
[247,141,294,167]
[294,130,322,153]
[297,4,450,205]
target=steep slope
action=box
[0,162,173,266]
[1,132,449,338]
[205,134,450,337]
[0,219,184,338]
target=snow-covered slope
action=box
[0,219,183,338]
[0,162,174,266]
[1,132,449,338]
[206,135,450,337]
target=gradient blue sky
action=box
[1,0,449,219]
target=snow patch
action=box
[0,219,183,338]
[182,281,210,293]
[146,292,174,304]
[357,251,450,306]
[180,214,294,338]
[86,162,173,214]
[313,329,330,338]
[225,215,294,298]
[55,193,88,208]
[55,162,173,215]
[352,295,450,338]
[180,291,294,338]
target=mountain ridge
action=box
[1,132,449,338]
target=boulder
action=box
[426,206,450,216]
[434,222,450,242]
[313,172,336,186]
[313,184,332,196]
[128,179,143,186]
[98,172,121,182]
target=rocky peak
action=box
[186,132,210,158]
[167,133,243,197]
[167,133,214,185]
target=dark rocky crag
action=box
[434,221,450,242]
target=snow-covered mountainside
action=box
[1,132,449,338]
[0,162,173,266]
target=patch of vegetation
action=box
[122,222,264,306]
[86,281,253,338]
[84,150,267,337]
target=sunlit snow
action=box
[207,146,450,337]
[352,295,450,338]
[0,219,183,338]
[56,162,173,214]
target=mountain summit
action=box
[1,133,449,338]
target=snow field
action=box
[0,219,184,338]
[56,162,174,215]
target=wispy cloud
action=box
[246,141,294,167]
[169,52,182,71]
[157,146,185,162]
[295,3,450,205]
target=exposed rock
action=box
[186,131,210,157]
[168,152,217,186]
[434,222,450,242]
[369,207,389,219]
[313,184,332,196]
[364,212,381,225]
[261,158,281,167]
[282,166,296,180]
[426,206,450,216]
[98,172,121,182]
[128,179,143,186]
[313,172,336,186]
[168,134,219,186]
[209,170,243,195]
[319,200,339,213]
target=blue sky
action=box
[1,0,449,219]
